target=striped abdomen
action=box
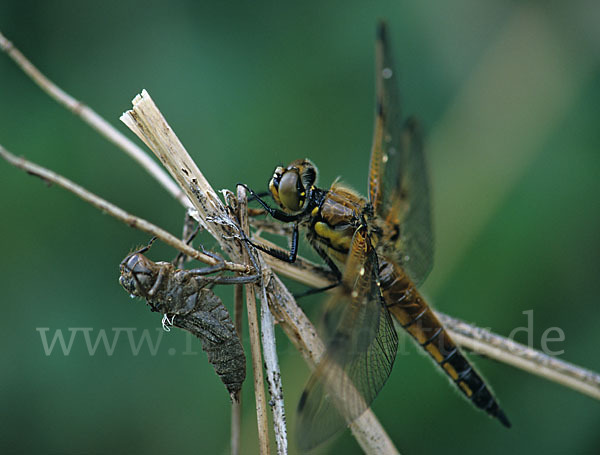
[170,288,246,398]
[378,258,510,427]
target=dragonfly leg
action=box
[185,251,228,276]
[239,221,301,264]
[247,190,270,201]
[148,266,166,297]
[293,281,340,299]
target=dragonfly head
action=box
[268,159,317,213]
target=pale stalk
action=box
[260,283,288,455]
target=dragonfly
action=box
[119,238,258,400]
[242,21,510,450]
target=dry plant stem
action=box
[0,31,189,208]
[239,189,288,455]
[0,145,248,273]
[237,188,271,455]
[120,91,231,241]
[258,242,600,402]
[231,284,243,455]
[246,282,270,455]
[121,91,398,455]
[260,284,288,455]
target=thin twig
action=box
[237,187,271,455]
[0,30,189,208]
[0,145,250,274]
[120,91,398,455]
[257,238,600,402]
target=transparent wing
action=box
[296,227,398,451]
[368,21,433,286]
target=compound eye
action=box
[278,170,303,212]
[124,254,152,275]
[123,254,141,271]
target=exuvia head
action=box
[268,159,318,213]
[119,253,158,298]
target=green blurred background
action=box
[1,1,599,454]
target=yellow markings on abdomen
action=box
[442,363,460,380]
[458,382,474,396]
